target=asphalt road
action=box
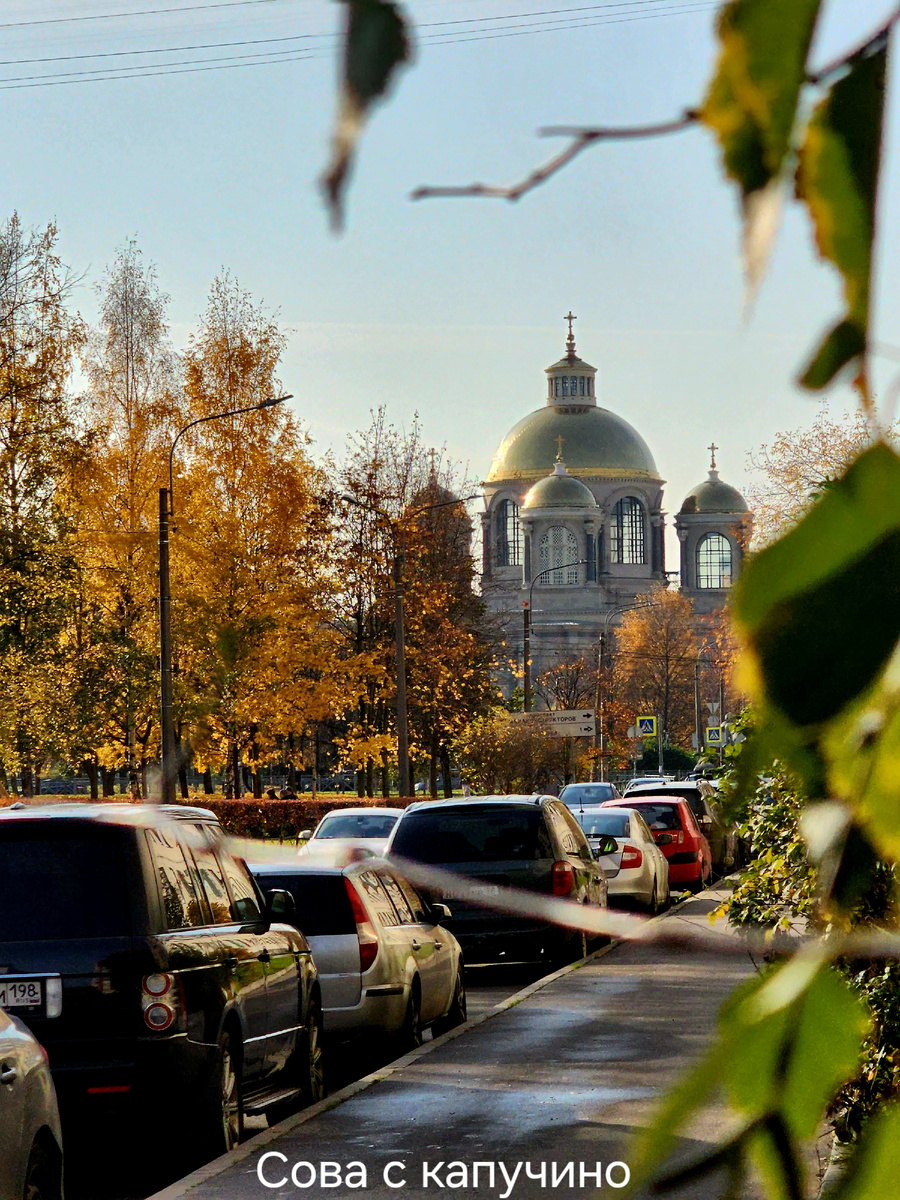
[63,966,546,1200]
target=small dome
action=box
[523,461,599,510]
[679,469,749,515]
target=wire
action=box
[0,0,719,90]
[0,0,285,32]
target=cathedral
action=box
[480,316,752,688]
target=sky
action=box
[2,0,899,566]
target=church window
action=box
[579,378,585,397]
[561,377,569,397]
[610,497,645,564]
[554,378,561,398]
[495,500,522,568]
[696,533,732,589]
[570,377,577,396]
[538,526,579,586]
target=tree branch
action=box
[410,110,698,203]
[808,5,900,85]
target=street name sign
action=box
[636,715,657,737]
[511,710,596,737]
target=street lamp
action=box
[522,560,588,713]
[592,599,658,781]
[341,490,478,798]
[159,393,292,803]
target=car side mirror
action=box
[298,829,312,841]
[595,836,619,856]
[265,888,296,922]
[429,902,452,923]
[656,833,673,846]
[700,815,713,827]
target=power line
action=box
[0,0,719,90]
[0,0,285,32]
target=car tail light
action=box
[620,844,643,869]
[140,973,183,1032]
[345,878,379,972]
[551,860,575,897]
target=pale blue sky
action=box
[3,0,898,564]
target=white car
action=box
[0,1006,64,1200]
[622,775,671,796]
[298,807,404,858]
[249,858,466,1049]
[575,805,670,914]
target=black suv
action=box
[386,796,613,967]
[0,804,323,1163]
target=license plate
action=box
[443,884,500,901]
[0,978,43,1010]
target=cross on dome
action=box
[708,442,718,470]
[555,435,565,461]
[564,311,577,361]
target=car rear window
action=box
[560,784,617,806]
[0,824,131,940]
[254,872,356,936]
[626,803,683,831]
[316,812,399,840]
[579,813,630,838]
[390,808,552,864]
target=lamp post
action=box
[159,393,292,803]
[522,559,588,713]
[592,599,658,781]
[341,491,478,798]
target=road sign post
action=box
[511,709,596,738]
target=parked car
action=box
[0,803,323,1162]
[248,858,465,1049]
[559,782,621,811]
[298,807,404,857]
[622,775,670,795]
[604,797,712,893]
[386,796,614,967]
[575,806,669,914]
[0,1006,64,1200]
[623,782,738,876]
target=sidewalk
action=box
[151,885,758,1200]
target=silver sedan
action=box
[0,1005,64,1200]
[575,805,670,914]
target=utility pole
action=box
[522,602,532,713]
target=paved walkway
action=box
[151,886,760,1200]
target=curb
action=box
[147,896,702,1199]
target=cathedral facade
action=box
[480,319,752,689]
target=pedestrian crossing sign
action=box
[636,715,657,737]
[706,725,723,746]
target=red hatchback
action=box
[602,797,712,892]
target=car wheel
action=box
[203,1029,243,1156]
[23,1141,61,1200]
[398,986,423,1052]
[432,967,467,1037]
[301,998,326,1107]
[647,882,659,916]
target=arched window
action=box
[539,526,579,585]
[495,499,522,568]
[610,497,645,564]
[696,533,733,589]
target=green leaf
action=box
[701,0,821,292]
[322,0,412,230]
[827,1103,900,1200]
[796,37,888,398]
[734,443,900,728]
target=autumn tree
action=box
[746,404,893,544]
[75,240,184,795]
[177,273,343,798]
[452,709,570,795]
[0,214,84,795]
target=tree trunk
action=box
[356,768,365,798]
[33,765,42,797]
[21,765,33,799]
[381,747,390,798]
[429,727,439,798]
[101,767,115,797]
[252,770,262,799]
[83,758,99,800]
[229,742,242,799]
[179,765,189,800]
[440,745,453,797]
[202,768,214,795]
[366,758,374,799]
[0,766,9,799]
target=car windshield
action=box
[626,803,683,831]
[252,872,355,936]
[579,813,630,838]
[0,824,131,940]
[560,784,616,807]
[391,808,550,864]
[315,812,399,840]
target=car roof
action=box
[399,795,554,814]
[0,802,194,830]
[610,796,688,809]
[578,805,636,818]
[159,804,221,823]
[318,807,404,818]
